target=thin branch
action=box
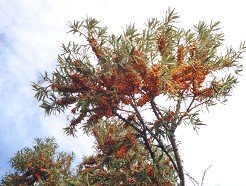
[142,132,158,166]
[113,111,143,136]
[171,98,182,131]
[149,99,179,173]
[174,96,196,130]
[186,96,196,113]
[130,96,145,126]
[150,99,169,132]
[200,165,212,186]
[144,125,179,173]
[188,98,211,112]
[185,172,199,186]
[130,97,158,166]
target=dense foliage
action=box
[4,9,243,186]
[1,127,175,186]
[77,120,176,185]
[1,138,77,185]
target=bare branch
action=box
[200,165,212,186]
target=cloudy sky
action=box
[0,0,245,185]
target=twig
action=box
[200,165,212,186]
[113,111,143,135]
[185,172,199,186]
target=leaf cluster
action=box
[1,138,77,186]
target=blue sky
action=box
[0,0,246,185]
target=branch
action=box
[149,99,179,173]
[169,134,185,186]
[130,96,145,126]
[174,96,196,130]
[200,165,212,186]
[166,98,185,185]
[150,99,169,133]
[113,110,157,166]
[130,97,158,165]
[171,98,182,131]
[188,98,211,112]
[143,132,158,166]
[113,111,143,135]
[185,172,199,186]
[151,98,185,185]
